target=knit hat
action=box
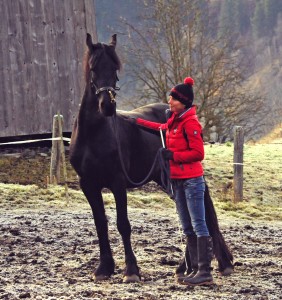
[169,77,194,107]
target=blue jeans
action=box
[173,176,210,237]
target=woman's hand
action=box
[162,149,174,160]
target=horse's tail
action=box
[204,182,234,274]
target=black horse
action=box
[69,33,233,283]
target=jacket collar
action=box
[167,105,196,128]
[177,105,196,119]
[178,107,192,118]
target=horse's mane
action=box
[83,43,121,84]
[83,49,91,83]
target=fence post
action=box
[233,126,244,202]
[57,112,69,204]
[50,114,61,184]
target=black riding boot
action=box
[175,236,190,279]
[181,236,214,286]
[186,235,198,278]
[175,235,197,280]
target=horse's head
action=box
[84,33,121,116]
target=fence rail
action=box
[0,119,280,203]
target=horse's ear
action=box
[86,33,93,50]
[110,34,117,48]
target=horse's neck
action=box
[77,89,106,130]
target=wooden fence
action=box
[0,0,97,137]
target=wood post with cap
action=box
[49,112,69,203]
[233,126,244,202]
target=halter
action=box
[90,71,120,103]
[95,86,117,103]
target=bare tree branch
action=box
[119,0,266,141]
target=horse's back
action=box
[116,103,168,187]
[117,103,168,122]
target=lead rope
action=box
[112,114,188,275]
[111,115,173,197]
[159,129,174,198]
[160,124,188,275]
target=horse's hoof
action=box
[123,274,140,283]
[220,267,234,276]
[93,274,110,282]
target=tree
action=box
[252,0,267,38]
[236,0,251,35]
[218,0,238,38]
[264,0,279,36]
[120,0,265,141]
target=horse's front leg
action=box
[111,181,140,283]
[80,177,115,281]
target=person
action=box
[124,77,213,286]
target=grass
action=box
[203,142,282,220]
[0,143,281,221]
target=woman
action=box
[125,77,213,286]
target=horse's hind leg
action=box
[80,177,115,281]
[111,182,140,283]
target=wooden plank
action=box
[42,0,59,132]
[0,3,8,134]
[18,1,32,134]
[73,0,87,94]
[85,0,97,41]
[7,0,28,135]
[52,1,71,131]
[1,2,15,136]
[23,1,38,134]
[18,1,36,135]
[30,0,50,133]
[64,0,80,128]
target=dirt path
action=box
[0,196,281,300]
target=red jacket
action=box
[136,106,204,179]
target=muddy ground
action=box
[0,148,281,299]
[0,196,281,300]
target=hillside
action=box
[95,0,282,141]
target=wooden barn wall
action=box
[0,0,97,137]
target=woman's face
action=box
[168,96,186,113]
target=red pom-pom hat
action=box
[184,77,194,86]
[169,77,194,107]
